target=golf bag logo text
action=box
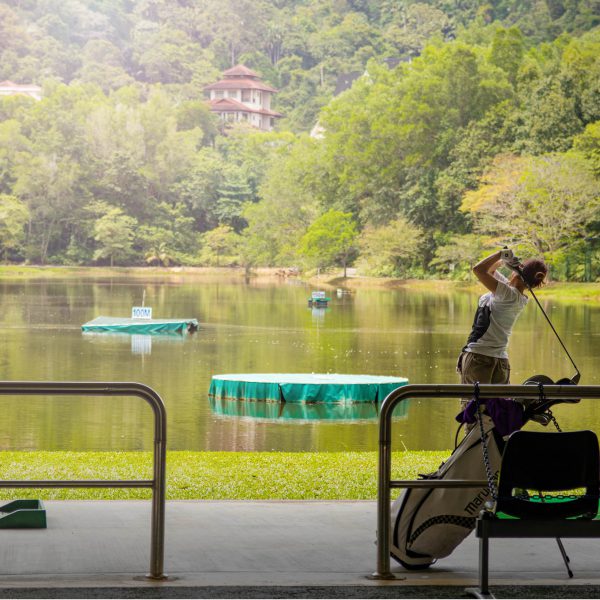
[463,471,499,515]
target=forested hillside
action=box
[1,0,599,279]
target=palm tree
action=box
[145,242,173,267]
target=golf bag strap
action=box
[473,382,498,502]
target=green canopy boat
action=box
[81,316,198,335]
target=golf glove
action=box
[500,248,514,261]
[501,248,521,270]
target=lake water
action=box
[1,274,598,452]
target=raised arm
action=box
[473,251,503,293]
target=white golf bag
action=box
[390,414,503,569]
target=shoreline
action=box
[2,264,599,302]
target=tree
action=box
[13,153,81,264]
[137,203,198,265]
[93,206,137,267]
[573,121,600,176]
[512,33,600,153]
[240,133,320,267]
[0,194,29,261]
[462,153,600,278]
[429,234,487,280]
[317,41,514,232]
[0,119,30,195]
[77,40,134,91]
[488,27,525,84]
[199,225,240,267]
[172,148,225,233]
[358,217,424,277]
[516,79,583,153]
[214,168,254,232]
[176,100,218,144]
[298,210,358,277]
[383,3,453,58]
[145,241,173,267]
[241,185,315,268]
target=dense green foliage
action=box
[1,0,599,279]
[0,450,447,500]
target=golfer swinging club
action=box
[457,248,548,404]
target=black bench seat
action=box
[466,429,600,599]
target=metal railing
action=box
[372,383,595,579]
[0,381,167,580]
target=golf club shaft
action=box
[523,277,581,382]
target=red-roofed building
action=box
[0,80,42,101]
[204,65,282,131]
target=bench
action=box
[466,430,600,599]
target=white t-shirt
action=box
[464,272,528,359]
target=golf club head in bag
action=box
[521,374,580,424]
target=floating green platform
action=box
[209,373,409,405]
[0,500,46,528]
[82,316,198,334]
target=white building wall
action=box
[209,85,277,131]
[0,84,42,101]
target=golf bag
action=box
[390,377,579,570]
[390,412,504,569]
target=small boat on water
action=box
[82,316,198,334]
[82,304,198,334]
[307,291,330,307]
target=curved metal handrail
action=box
[0,381,167,580]
[373,383,597,579]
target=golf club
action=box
[504,247,581,385]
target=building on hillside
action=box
[204,65,282,131]
[0,80,42,101]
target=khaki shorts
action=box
[457,351,510,408]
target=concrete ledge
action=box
[0,500,597,597]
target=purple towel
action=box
[456,397,525,437]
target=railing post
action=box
[134,382,168,580]
[371,385,408,579]
[0,381,167,581]
[149,435,167,579]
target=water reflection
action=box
[131,334,152,355]
[209,396,408,422]
[82,330,186,355]
[311,306,328,322]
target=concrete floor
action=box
[0,500,598,597]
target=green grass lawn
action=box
[0,450,448,501]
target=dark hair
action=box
[521,258,547,288]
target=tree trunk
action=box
[40,220,55,265]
